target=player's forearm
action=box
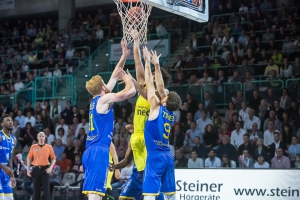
[132,80,147,99]
[121,78,136,99]
[145,60,155,95]
[27,159,32,171]
[154,63,167,99]
[114,152,133,169]
[117,53,128,69]
[49,159,56,169]
[134,39,142,63]
[107,54,128,91]
[113,158,130,169]
[106,77,118,92]
[110,143,119,165]
[134,40,145,85]
[9,158,13,170]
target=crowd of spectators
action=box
[0,7,185,108]
[168,1,300,98]
[161,0,300,170]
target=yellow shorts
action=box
[106,153,113,190]
[130,132,147,172]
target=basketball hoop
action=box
[114,0,152,44]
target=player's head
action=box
[0,114,13,131]
[86,75,110,96]
[161,91,182,111]
[152,67,171,87]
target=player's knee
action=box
[144,196,156,200]
[88,194,103,200]
[165,194,176,200]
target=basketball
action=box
[128,6,144,25]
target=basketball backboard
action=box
[138,0,208,22]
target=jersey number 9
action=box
[163,123,171,140]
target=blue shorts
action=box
[120,170,142,200]
[82,145,109,196]
[142,152,176,196]
[0,168,12,197]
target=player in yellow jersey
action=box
[110,30,171,200]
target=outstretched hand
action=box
[143,47,151,62]
[121,40,130,57]
[118,69,137,85]
[109,163,115,171]
[150,50,162,65]
[125,124,134,133]
[112,67,126,80]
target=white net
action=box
[113,0,152,44]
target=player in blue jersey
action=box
[0,115,16,199]
[82,41,136,200]
[143,47,182,200]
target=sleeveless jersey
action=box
[86,96,114,149]
[133,95,150,135]
[0,130,15,165]
[144,106,175,152]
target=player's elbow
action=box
[126,87,136,98]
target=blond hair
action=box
[86,75,104,96]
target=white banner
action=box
[175,169,300,200]
[0,0,14,10]
[109,39,169,62]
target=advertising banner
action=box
[109,39,169,62]
[175,169,300,200]
[0,0,14,10]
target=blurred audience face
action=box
[191,151,198,160]
[194,136,200,145]
[61,153,67,160]
[174,124,181,134]
[175,150,183,160]
[190,121,196,130]
[208,150,215,159]
[55,139,62,146]
[276,148,283,158]
[235,122,241,131]
[118,149,125,158]
[252,123,258,131]
[243,150,249,158]
[243,135,249,144]
[221,123,228,131]
[268,121,274,130]
[257,155,264,164]
[273,133,280,142]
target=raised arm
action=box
[144,47,160,119]
[150,50,167,99]
[106,41,130,92]
[97,71,136,113]
[126,69,147,99]
[131,30,145,85]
